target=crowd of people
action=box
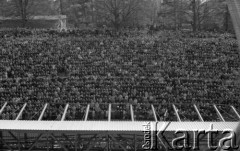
[0,29,240,121]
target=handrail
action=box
[231,105,240,120]
[108,104,111,121]
[16,103,27,120]
[38,103,48,121]
[130,104,134,121]
[0,102,8,116]
[61,104,69,121]
[0,101,239,122]
[194,104,204,122]
[84,104,90,121]
[213,104,225,122]
[151,104,158,122]
[172,104,181,122]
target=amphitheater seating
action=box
[0,29,240,122]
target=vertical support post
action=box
[213,104,225,122]
[151,104,158,121]
[47,134,50,151]
[108,104,111,121]
[17,132,20,151]
[231,105,240,120]
[79,134,82,150]
[194,104,204,122]
[172,104,181,122]
[16,103,27,120]
[0,102,7,115]
[107,134,109,151]
[130,104,134,121]
[38,103,48,121]
[84,104,90,121]
[75,134,78,151]
[134,134,137,151]
[61,103,69,121]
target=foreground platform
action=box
[0,121,239,151]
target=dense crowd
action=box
[0,29,240,121]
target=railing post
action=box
[130,104,134,121]
[194,104,204,122]
[172,104,181,122]
[61,104,69,121]
[151,104,158,122]
[38,103,48,121]
[213,104,225,122]
[16,103,27,120]
[108,104,111,122]
[84,104,90,121]
[0,102,7,116]
[231,105,240,120]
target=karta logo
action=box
[143,122,239,150]
[142,122,154,149]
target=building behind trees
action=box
[0,0,235,32]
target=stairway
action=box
[228,0,240,49]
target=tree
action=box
[6,0,35,27]
[0,0,45,27]
[94,0,144,30]
[157,0,231,32]
[197,0,232,32]
[16,0,29,26]
[63,0,92,28]
[191,0,197,31]
[0,0,58,27]
[158,0,191,30]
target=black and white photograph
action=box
[0,0,240,150]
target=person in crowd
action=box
[0,29,239,122]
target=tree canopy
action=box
[0,0,233,32]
